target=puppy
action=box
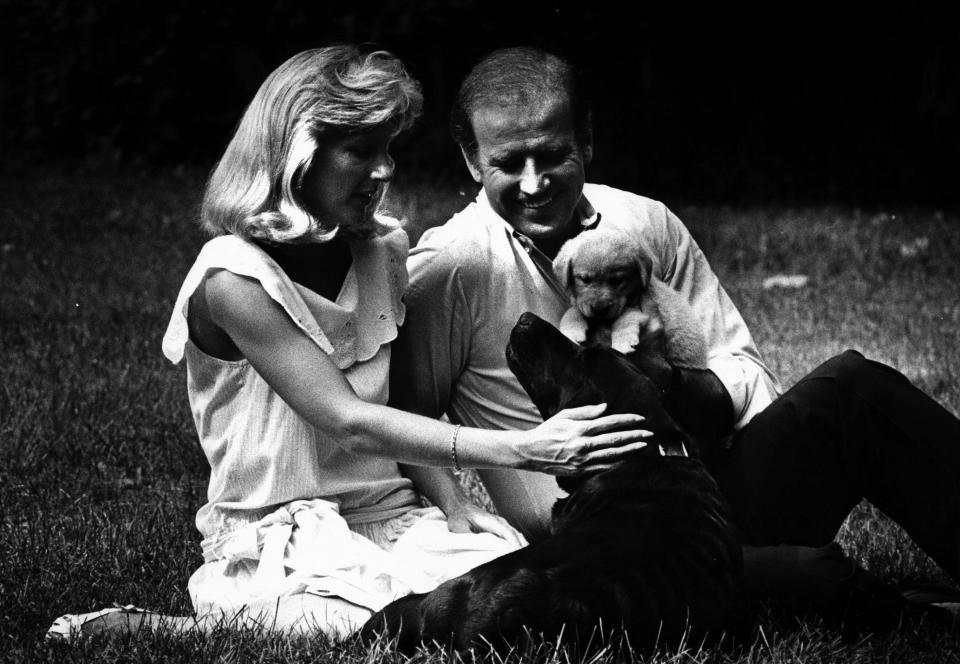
[553,226,708,367]
[359,312,747,654]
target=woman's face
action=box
[299,127,396,238]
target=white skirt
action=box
[188,498,518,637]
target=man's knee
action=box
[807,349,905,395]
[809,349,865,380]
[773,350,873,426]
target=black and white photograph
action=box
[2,1,959,661]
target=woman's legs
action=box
[54,609,201,638]
[62,594,373,639]
[232,595,373,637]
[70,504,520,640]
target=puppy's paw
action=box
[559,309,589,344]
[611,326,640,354]
[611,308,645,353]
[564,325,588,344]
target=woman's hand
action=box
[517,403,652,476]
[445,501,528,548]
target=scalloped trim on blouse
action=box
[162,220,408,370]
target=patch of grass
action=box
[2,170,959,661]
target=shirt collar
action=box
[510,194,602,257]
[473,188,600,300]
[577,195,601,230]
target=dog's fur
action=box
[553,226,708,368]
[359,313,747,654]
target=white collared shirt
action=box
[393,184,781,434]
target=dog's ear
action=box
[552,238,578,296]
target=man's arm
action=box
[653,203,781,429]
[389,234,469,419]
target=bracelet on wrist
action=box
[450,424,463,471]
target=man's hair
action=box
[450,47,591,163]
[201,45,423,242]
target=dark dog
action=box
[360,312,747,653]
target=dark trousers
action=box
[705,350,960,621]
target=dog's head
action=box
[552,227,653,321]
[506,312,693,493]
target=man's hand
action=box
[445,500,528,548]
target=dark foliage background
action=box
[2,0,958,206]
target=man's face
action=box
[464,95,592,246]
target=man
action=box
[391,47,960,623]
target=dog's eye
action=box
[575,274,594,285]
[606,269,632,286]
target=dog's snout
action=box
[515,311,539,331]
[507,313,548,375]
[512,311,561,342]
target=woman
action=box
[47,45,650,640]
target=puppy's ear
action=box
[552,238,577,296]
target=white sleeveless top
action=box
[161,222,421,547]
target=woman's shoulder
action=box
[163,233,335,364]
[196,233,265,266]
[192,234,306,293]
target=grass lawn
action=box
[1,166,959,662]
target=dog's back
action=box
[360,313,747,654]
[362,454,746,652]
[643,280,709,369]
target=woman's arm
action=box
[199,270,651,475]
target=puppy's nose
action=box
[588,301,617,319]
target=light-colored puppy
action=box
[552,226,708,368]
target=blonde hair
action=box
[201,45,423,242]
